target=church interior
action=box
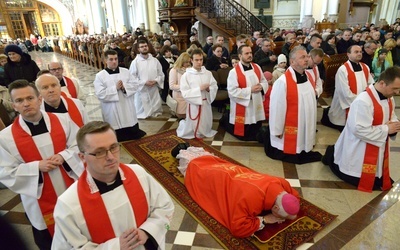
[1,0,400,249]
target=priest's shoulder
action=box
[124,164,148,176]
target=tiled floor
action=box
[1,51,400,249]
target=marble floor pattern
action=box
[1,51,400,250]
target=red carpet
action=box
[122,129,337,249]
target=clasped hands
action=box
[39,154,65,172]
[200,83,210,92]
[251,83,263,93]
[120,228,148,250]
[145,80,157,87]
[116,80,125,91]
[387,121,400,134]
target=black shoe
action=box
[256,126,268,144]
[321,145,334,165]
[171,142,190,158]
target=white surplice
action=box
[269,67,317,153]
[0,111,83,230]
[40,96,90,125]
[334,84,398,178]
[328,61,374,126]
[52,164,174,250]
[227,63,268,124]
[129,54,164,119]
[176,66,218,139]
[305,65,323,98]
[94,67,142,130]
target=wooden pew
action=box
[322,53,348,97]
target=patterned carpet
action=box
[122,129,337,250]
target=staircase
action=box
[195,0,269,38]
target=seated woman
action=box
[169,52,191,120]
[205,44,229,71]
[372,48,390,81]
[172,145,300,238]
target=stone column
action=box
[103,0,116,34]
[379,0,389,22]
[321,0,328,20]
[127,0,134,32]
[301,0,315,29]
[119,0,129,33]
[135,0,150,31]
[142,0,150,31]
[146,0,158,32]
[327,0,339,22]
[90,0,105,34]
[84,0,95,34]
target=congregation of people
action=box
[0,17,400,249]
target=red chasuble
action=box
[64,76,78,98]
[60,92,84,127]
[343,61,369,94]
[11,113,74,236]
[234,63,261,136]
[185,155,299,238]
[358,87,393,192]
[78,164,149,244]
[283,70,299,154]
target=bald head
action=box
[35,74,62,108]
[48,62,64,80]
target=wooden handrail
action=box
[195,0,269,36]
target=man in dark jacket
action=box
[157,45,174,102]
[4,44,40,86]
[393,36,400,66]
[360,40,378,71]
[336,29,354,54]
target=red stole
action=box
[344,61,369,94]
[60,92,84,127]
[358,87,392,192]
[313,66,318,82]
[11,113,74,236]
[283,70,299,154]
[64,76,77,98]
[234,63,261,136]
[78,164,149,244]
[305,71,316,90]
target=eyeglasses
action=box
[49,67,62,71]
[83,144,120,159]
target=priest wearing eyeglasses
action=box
[52,121,174,250]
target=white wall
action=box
[346,7,370,27]
[273,0,301,29]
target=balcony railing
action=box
[196,0,269,35]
